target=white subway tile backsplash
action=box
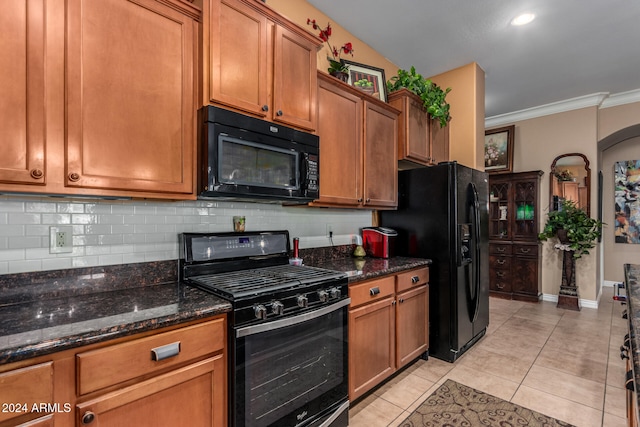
[0,195,372,273]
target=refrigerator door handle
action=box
[469,182,481,323]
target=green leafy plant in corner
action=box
[386,66,451,128]
[538,199,603,259]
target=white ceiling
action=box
[306,0,640,118]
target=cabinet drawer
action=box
[77,318,225,395]
[489,243,512,255]
[489,255,511,269]
[0,362,53,423]
[396,267,429,293]
[514,244,538,257]
[490,270,512,293]
[349,276,395,308]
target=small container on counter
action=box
[289,237,302,266]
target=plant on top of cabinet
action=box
[306,18,354,82]
[387,66,451,128]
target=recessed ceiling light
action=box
[511,13,535,26]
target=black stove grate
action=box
[189,265,345,300]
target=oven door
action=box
[233,298,350,427]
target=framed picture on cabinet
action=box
[342,59,387,102]
[484,125,514,173]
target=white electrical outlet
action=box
[50,226,73,254]
[326,224,333,237]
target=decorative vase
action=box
[556,229,580,311]
[330,71,349,83]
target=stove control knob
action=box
[318,290,329,303]
[329,287,342,299]
[254,304,267,320]
[272,301,284,315]
[297,295,309,308]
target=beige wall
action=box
[509,107,600,300]
[430,63,486,170]
[266,0,398,80]
[599,102,640,283]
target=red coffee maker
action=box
[362,227,397,258]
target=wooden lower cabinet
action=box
[348,267,429,401]
[76,356,224,426]
[0,316,226,427]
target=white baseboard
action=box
[541,293,598,309]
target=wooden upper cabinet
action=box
[313,73,398,209]
[0,0,46,186]
[204,0,319,131]
[363,101,398,208]
[65,0,198,196]
[389,89,430,167]
[388,89,449,169]
[0,0,200,199]
[314,74,363,207]
[429,118,450,165]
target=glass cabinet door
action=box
[489,181,510,239]
[513,180,537,240]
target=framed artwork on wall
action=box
[484,125,515,173]
[342,59,388,102]
[614,160,640,244]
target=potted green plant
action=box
[538,199,603,310]
[386,66,451,128]
[307,19,354,82]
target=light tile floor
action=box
[349,286,628,427]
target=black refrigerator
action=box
[380,162,489,362]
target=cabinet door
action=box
[0,362,54,426]
[363,101,398,208]
[512,245,540,301]
[348,296,395,401]
[272,25,317,131]
[0,0,46,186]
[489,179,511,239]
[512,179,538,240]
[429,119,449,165]
[207,0,268,116]
[315,75,363,207]
[76,356,225,427]
[396,285,428,368]
[390,90,429,165]
[65,0,197,196]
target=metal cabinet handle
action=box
[496,283,505,289]
[82,411,95,425]
[151,341,181,361]
[497,259,505,265]
[262,105,269,112]
[399,298,404,303]
[497,247,505,253]
[68,172,80,182]
[369,287,380,296]
[357,198,363,203]
[519,248,531,254]
[411,275,420,284]
[365,198,371,203]
[621,346,629,360]
[276,110,283,116]
[496,271,505,278]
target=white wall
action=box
[0,196,372,274]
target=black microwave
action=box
[200,106,319,204]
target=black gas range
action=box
[180,231,350,427]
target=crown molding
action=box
[485,93,608,129]
[600,88,640,109]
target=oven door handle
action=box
[235,298,351,338]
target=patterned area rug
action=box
[400,379,574,427]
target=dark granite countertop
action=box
[307,256,431,283]
[0,262,231,365]
[625,263,640,423]
[0,255,430,365]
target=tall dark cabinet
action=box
[488,171,544,302]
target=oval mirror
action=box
[549,153,591,215]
